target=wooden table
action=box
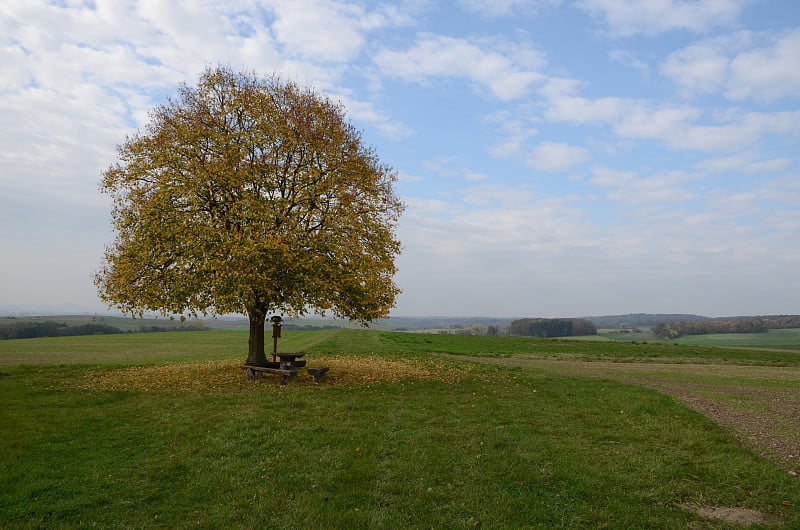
[272,352,305,369]
[242,352,327,385]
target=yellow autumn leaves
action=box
[61,357,471,393]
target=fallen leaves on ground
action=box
[59,356,471,393]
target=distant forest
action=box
[3,313,799,340]
[585,313,710,328]
[508,318,597,338]
[0,320,207,340]
[653,315,800,339]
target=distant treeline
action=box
[586,313,708,329]
[761,315,800,329]
[654,315,800,339]
[282,324,340,331]
[0,320,208,340]
[509,318,597,338]
[0,321,124,340]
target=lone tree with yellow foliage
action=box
[96,66,404,366]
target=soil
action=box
[680,504,774,526]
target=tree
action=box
[508,318,596,338]
[95,66,404,366]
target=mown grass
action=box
[1,329,798,528]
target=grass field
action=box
[1,329,798,528]
[671,329,800,350]
[596,328,800,352]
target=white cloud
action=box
[528,142,590,171]
[422,157,488,181]
[264,0,407,62]
[458,0,561,17]
[0,0,415,203]
[541,82,630,124]
[0,45,32,90]
[541,79,800,152]
[676,110,800,151]
[608,49,650,76]
[695,154,792,175]
[578,0,749,36]
[394,173,797,316]
[662,29,800,103]
[541,89,701,146]
[591,167,697,205]
[464,170,489,181]
[727,29,800,102]
[589,167,636,187]
[332,94,412,140]
[399,186,598,271]
[1,0,797,317]
[743,158,793,175]
[661,40,732,95]
[374,35,545,101]
[485,111,539,158]
[613,105,700,144]
[761,174,800,221]
[397,170,425,185]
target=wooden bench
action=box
[241,364,297,385]
[307,366,329,383]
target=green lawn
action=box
[1,329,798,528]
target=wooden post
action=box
[270,315,282,362]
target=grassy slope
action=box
[1,329,798,528]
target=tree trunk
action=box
[246,308,268,366]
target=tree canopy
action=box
[96,66,404,365]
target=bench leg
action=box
[246,368,265,381]
[308,368,329,383]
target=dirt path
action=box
[446,355,800,476]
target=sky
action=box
[1,0,799,318]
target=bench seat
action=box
[241,364,297,385]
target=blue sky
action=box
[1,0,798,318]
